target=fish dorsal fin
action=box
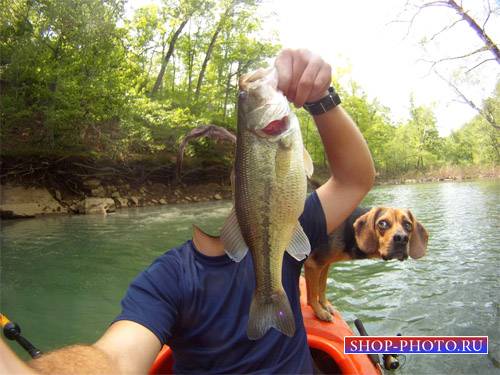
[303,148,314,178]
[221,209,248,262]
[286,222,311,261]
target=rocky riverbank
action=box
[0,154,234,219]
[1,157,498,219]
[0,179,232,219]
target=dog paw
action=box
[320,301,336,315]
[315,308,334,322]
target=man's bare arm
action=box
[1,320,161,375]
[1,338,38,374]
[29,344,118,375]
[314,105,375,233]
[275,48,375,233]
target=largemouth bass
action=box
[221,68,313,340]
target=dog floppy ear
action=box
[353,208,382,254]
[407,210,429,259]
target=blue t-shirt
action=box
[115,192,328,374]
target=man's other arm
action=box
[313,105,375,233]
[1,320,161,375]
[275,48,375,233]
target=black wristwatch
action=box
[303,87,341,116]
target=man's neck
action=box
[192,225,225,257]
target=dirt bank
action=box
[1,156,498,219]
[0,155,232,219]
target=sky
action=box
[128,0,500,135]
[262,0,499,135]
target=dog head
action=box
[353,207,428,261]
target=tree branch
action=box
[428,18,463,42]
[465,57,496,73]
[435,70,500,130]
[446,0,500,64]
[419,46,489,72]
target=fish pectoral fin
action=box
[286,222,311,261]
[221,208,248,262]
[303,148,314,178]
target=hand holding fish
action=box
[274,48,332,108]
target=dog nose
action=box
[393,233,409,244]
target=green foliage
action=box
[1,0,278,163]
[0,0,497,178]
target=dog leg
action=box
[318,265,335,315]
[305,258,333,322]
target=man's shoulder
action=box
[144,241,193,278]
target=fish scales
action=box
[221,67,312,339]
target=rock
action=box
[55,190,62,201]
[205,183,220,190]
[83,178,102,189]
[213,193,222,200]
[159,198,167,205]
[82,198,115,214]
[129,196,140,206]
[111,191,121,199]
[91,185,106,197]
[152,183,166,191]
[185,196,192,201]
[114,197,129,208]
[151,199,159,204]
[0,184,67,218]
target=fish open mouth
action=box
[262,116,289,136]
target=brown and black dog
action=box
[304,207,429,322]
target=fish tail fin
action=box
[247,289,296,340]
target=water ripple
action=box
[1,180,499,374]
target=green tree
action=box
[1,0,131,154]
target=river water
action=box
[1,180,499,374]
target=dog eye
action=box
[377,220,390,230]
[404,222,413,231]
[238,91,248,100]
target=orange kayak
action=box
[149,277,382,375]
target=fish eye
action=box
[403,221,413,231]
[239,91,248,100]
[377,220,390,230]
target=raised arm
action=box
[275,48,375,233]
[1,320,161,375]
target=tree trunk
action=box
[171,53,176,94]
[195,3,234,100]
[150,19,189,96]
[223,61,240,120]
[194,25,223,100]
[446,0,500,64]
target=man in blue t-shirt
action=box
[1,49,375,375]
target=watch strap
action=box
[303,87,341,116]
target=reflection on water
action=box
[1,180,499,374]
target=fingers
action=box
[275,49,294,95]
[311,64,332,101]
[275,49,332,108]
[286,49,312,105]
[293,56,323,107]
